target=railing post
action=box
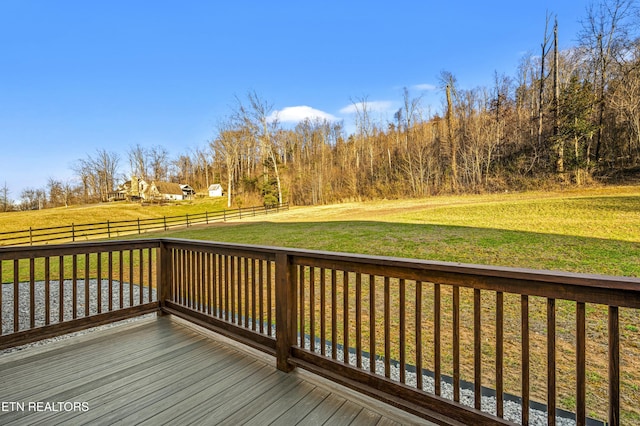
[158,241,173,314]
[275,252,297,372]
[609,306,620,426]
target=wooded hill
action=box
[7,0,640,210]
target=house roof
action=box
[180,184,195,194]
[153,182,183,195]
[208,184,222,190]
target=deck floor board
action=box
[297,393,347,425]
[0,316,434,425]
[14,344,226,426]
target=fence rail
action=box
[0,203,288,246]
[1,238,638,425]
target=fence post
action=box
[275,252,297,372]
[164,216,167,231]
[29,227,33,246]
[224,210,226,221]
[186,213,189,227]
[137,218,141,234]
[157,240,173,314]
[107,221,111,239]
[72,224,75,242]
[238,207,242,219]
[206,211,209,224]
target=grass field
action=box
[0,197,229,232]
[3,185,639,422]
[146,185,640,277]
[2,186,638,277]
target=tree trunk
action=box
[553,18,564,174]
[446,84,458,190]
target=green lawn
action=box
[147,186,640,277]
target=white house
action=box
[208,184,223,197]
[148,182,195,201]
[149,182,183,200]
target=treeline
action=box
[213,1,640,206]
[3,0,639,211]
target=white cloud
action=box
[413,83,436,91]
[268,106,338,123]
[339,100,395,115]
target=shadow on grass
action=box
[157,220,640,277]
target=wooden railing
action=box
[160,239,279,356]
[0,240,160,349]
[0,203,288,246]
[2,238,639,425]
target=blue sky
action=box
[1,0,589,199]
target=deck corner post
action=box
[158,241,173,315]
[275,252,297,372]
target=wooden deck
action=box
[0,315,434,425]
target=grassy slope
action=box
[151,186,640,277]
[2,187,637,276]
[0,197,229,231]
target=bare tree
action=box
[128,144,148,181]
[71,158,96,204]
[439,71,459,190]
[236,92,284,204]
[128,144,170,183]
[350,95,376,182]
[609,39,640,161]
[212,122,242,207]
[397,87,427,194]
[94,149,120,202]
[553,17,565,174]
[537,13,553,156]
[47,177,63,207]
[72,150,120,203]
[580,0,636,163]
[148,146,170,182]
[19,187,46,210]
[1,181,12,212]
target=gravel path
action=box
[1,280,156,354]
[298,339,585,426]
